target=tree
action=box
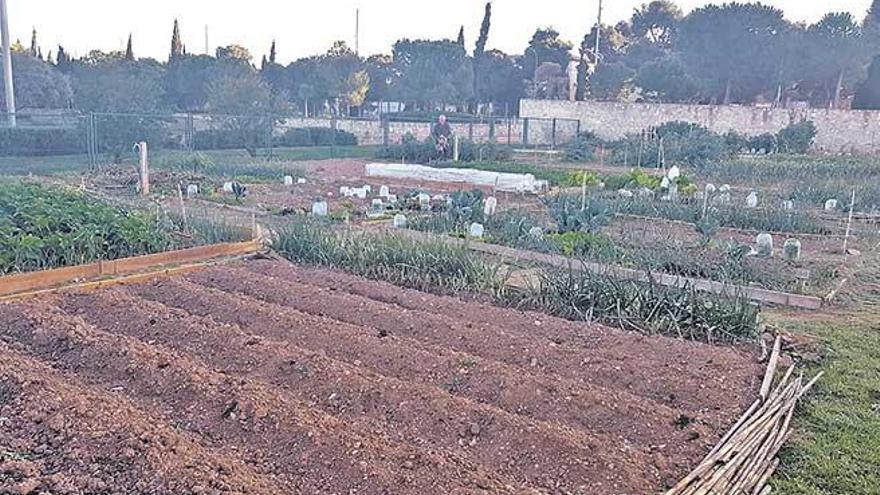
[56,45,72,73]
[29,28,39,58]
[581,24,629,65]
[635,53,700,102]
[70,57,165,113]
[69,57,168,158]
[524,28,573,79]
[475,49,525,110]
[589,61,635,100]
[475,2,492,58]
[269,40,277,64]
[392,39,474,107]
[164,54,248,111]
[853,55,880,109]
[865,0,880,46]
[170,19,183,59]
[457,26,465,47]
[575,57,588,100]
[631,1,682,47]
[800,13,865,108]
[679,3,792,104]
[530,62,568,99]
[0,52,72,109]
[216,45,253,62]
[206,71,276,155]
[473,2,493,104]
[364,54,397,103]
[125,34,134,61]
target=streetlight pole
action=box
[0,0,15,127]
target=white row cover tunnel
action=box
[365,163,549,194]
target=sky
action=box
[5,0,874,64]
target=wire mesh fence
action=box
[0,111,584,175]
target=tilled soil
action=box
[0,259,762,494]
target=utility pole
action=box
[0,0,16,127]
[593,0,603,68]
[355,8,360,56]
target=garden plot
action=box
[0,258,763,494]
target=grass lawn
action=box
[771,310,880,494]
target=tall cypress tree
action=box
[473,2,492,104]
[56,45,70,71]
[474,2,491,59]
[457,26,465,47]
[125,34,134,61]
[170,19,183,59]
[269,40,277,64]
[29,28,38,58]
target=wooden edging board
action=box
[0,241,262,298]
[395,229,824,310]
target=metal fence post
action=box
[551,118,557,149]
[523,118,530,147]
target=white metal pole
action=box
[0,0,16,127]
[593,0,603,68]
[355,8,360,56]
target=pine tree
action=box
[261,55,268,70]
[56,45,72,72]
[170,19,183,59]
[474,2,491,58]
[29,28,38,58]
[125,34,134,61]
[457,26,465,47]
[269,40,277,64]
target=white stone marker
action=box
[468,222,485,238]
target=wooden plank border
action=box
[395,229,824,310]
[0,241,262,298]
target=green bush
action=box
[275,127,358,147]
[564,132,604,162]
[776,121,817,154]
[0,181,176,274]
[747,133,778,154]
[0,127,86,156]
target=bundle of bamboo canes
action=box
[665,336,822,495]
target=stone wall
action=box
[520,99,880,154]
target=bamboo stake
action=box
[666,351,820,495]
[843,189,856,259]
[760,336,782,400]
